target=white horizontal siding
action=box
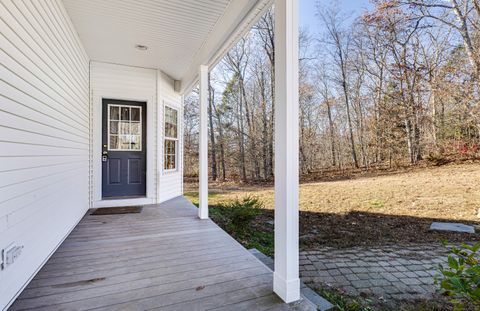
[0,0,89,309]
[158,72,183,202]
[90,62,157,206]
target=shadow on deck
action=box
[10,197,315,311]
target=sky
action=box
[300,0,372,31]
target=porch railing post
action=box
[198,65,209,219]
[273,0,300,303]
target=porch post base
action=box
[198,209,209,220]
[273,272,301,303]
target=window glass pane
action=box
[170,155,176,169]
[110,121,118,134]
[110,106,119,120]
[165,123,177,138]
[131,108,140,121]
[165,155,176,170]
[165,155,170,169]
[121,107,130,120]
[164,139,176,170]
[109,135,119,149]
[165,106,178,139]
[164,140,174,154]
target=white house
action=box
[0,0,301,309]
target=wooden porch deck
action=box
[10,197,315,311]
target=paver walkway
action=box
[300,244,448,303]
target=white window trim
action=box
[163,103,179,172]
[107,104,143,151]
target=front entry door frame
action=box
[92,91,156,208]
[102,99,147,198]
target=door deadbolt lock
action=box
[102,155,108,162]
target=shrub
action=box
[436,241,480,310]
[221,195,263,228]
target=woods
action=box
[184,0,480,182]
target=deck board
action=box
[10,197,315,311]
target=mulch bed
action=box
[253,209,480,250]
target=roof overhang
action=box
[62,0,272,95]
[179,0,273,94]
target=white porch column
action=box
[273,0,300,303]
[198,65,209,219]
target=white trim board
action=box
[93,198,155,208]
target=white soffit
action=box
[62,0,267,85]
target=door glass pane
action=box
[131,108,140,121]
[110,121,118,134]
[119,121,130,134]
[120,107,130,120]
[131,135,141,150]
[108,105,142,151]
[131,122,141,135]
[110,106,119,120]
[109,135,119,149]
[119,135,130,149]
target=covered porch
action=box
[0,0,303,308]
[10,197,315,310]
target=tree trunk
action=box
[212,100,226,181]
[268,60,275,179]
[325,99,337,167]
[337,45,359,168]
[208,74,217,181]
[237,84,247,182]
[449,0,480,81]
[342,79,359,168]
[259,71,269,180]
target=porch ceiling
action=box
[62,0,269,91]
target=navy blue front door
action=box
[102,99,147,198]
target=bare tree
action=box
[317,3,359,168]
[208,73,217,180]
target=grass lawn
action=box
[185,162,480,250]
